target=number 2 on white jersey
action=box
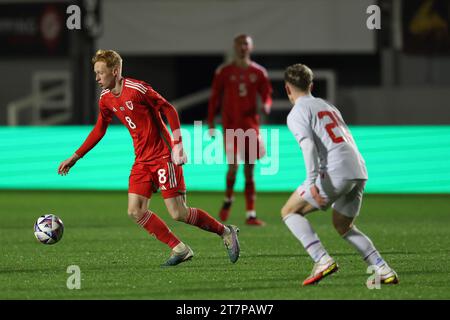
[318,111,344,143]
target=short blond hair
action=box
[92,49,122,69]
[284,63,313,92]
[234,33,251,42]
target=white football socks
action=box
[283,213,330,263]
[224,197,234,204]
[343,226,386,267]
[173,242,187,253]
[246,210,256,219]
[221,225,231,237]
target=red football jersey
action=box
[208,61,273,130]
[76,78,179,164]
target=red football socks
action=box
[245,180,255,211]
[225,171,236,199]
[137,211,180,249]
[186,207,225,235]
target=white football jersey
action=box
[287,94,368,183]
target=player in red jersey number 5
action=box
[58,50,240,266]
[208,34,273,226]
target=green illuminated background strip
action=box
[1,125,449,193]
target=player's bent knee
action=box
[281,204,293,218]
[332,215,352,236]
[228,165,238,175]
[244,167,253,177]
[169,207,188,222]
[281,202,311,218]
[127,208,146,221]
[334,224,350,236]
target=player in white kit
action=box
[281,63,398,286]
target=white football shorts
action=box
[297,172,367,218]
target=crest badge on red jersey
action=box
[249,73,257,83]
[126,101,134,110]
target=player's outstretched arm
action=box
[299,138,320,184]
[171,141,187,166]
[58,114,109,176]
[259,69,273,115]
[160,103,187,166]
[310,184,327,208]
[58,153,80,176]
[299,138,327,208]
[144,86,187,165]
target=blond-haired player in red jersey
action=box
[58,50,240,266]
[208,34,273,226]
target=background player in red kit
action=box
[208,34,273,226]
[58,50,240,266]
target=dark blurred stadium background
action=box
[1,0,449,193]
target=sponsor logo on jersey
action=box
[120,107,125,111]
[160,185,167,190]
[112,107,117,112]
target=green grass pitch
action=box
[1,191,449,299]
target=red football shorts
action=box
[224,129,266,164]
[129,161,186,199]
